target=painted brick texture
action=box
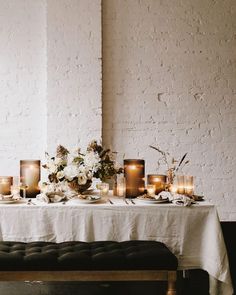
[0,0,102,176]
[47,0,102,153]
[102,0,236,220]
[0,0,47,176]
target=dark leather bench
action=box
[0,240,178,295]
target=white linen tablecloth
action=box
[0,197,233,295]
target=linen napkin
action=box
[0,194,22,201]
[157,191,194,206]
[171,194,194,206]
[36,192,68,203]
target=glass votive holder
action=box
[20,160,41,198]
[177,175,185,194]
[147,184,156,196]
[169,184,178,194]
[117,177,126,197]
[184,175,194,196]
[99,182,109,196]
[0,176,13,195]
[147,174,166,194]
[11,185,20,197]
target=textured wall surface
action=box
[0,0,102,176]
[0,0,47,176]
[102,0,236,220]
[47,0,102,153]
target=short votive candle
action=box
[124,159,145,198]
[20,160,41,198]
[0,176,13,195]
[147,174,166,194]
[116,177,126,197]
[147,184,155,196]
[117,184,125,197]
[99,182,109,196]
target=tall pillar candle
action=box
[124,159,145,198]
[20,160,41,198]
[147,174,166,194]
[0,176,13,195]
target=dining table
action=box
[0,194,233,295]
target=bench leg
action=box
[166,271,177,295]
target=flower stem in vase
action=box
[166,168,175,191]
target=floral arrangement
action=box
[149,145,189,184]
[42,140,123,194]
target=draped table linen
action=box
[0,197,233,295]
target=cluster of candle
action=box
[169,175,194,196]
[120,160,168,198]
[0,160,41,198]
[1,158,194,200]
[117,159,194,198]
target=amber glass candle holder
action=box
[20,160,41,198]
[177,175,185,194]
[184,175,194,196]
[0,176,13,195]
[124,159,145,198]
[147,174,166,195]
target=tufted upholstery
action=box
[0,241,178,271]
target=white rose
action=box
[84,152,100,170]
[54,157,65,166]
[64,165,79,181]
[87,170,93,180]
[78,173,87,185]
[56,170,65,180]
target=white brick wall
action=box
[0,0,101,175]
[47,0,102,153]
[0,0,47,176]
[102,0,236,220]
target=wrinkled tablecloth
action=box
[0,197,233,295]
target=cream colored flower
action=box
[48,162,58,174]
[64,165,79,181]
[78,173,87,185]
[84,151,100,171]
[57,170,65,180]
[54,157,65,166]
